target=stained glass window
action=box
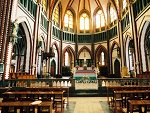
[65,52,69,66]
[96,10,105,28]
[110,7,117,22]
[80,13,89,30]
[123,0,127,9]
[42,0,47,11]
[53,6,59,25]
[101,52,105,65]
[64,10,73,28]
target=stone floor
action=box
[63,97,111,113]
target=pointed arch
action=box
[62,45,75,66]
[110,41,120,73]
[50,59,56,77]
[107,1,118,24]
[51,42,60,74]
[62,45,75,57]
[63,7,76,31]
[93,7,106,32]
[17,19,32,73]
[77,46,92,59]
[124,35,135,71]
[138,16,150,72]
[38,33,46,51]
[52,2,62,27]
[114,58,121,77]
[139,21,150,72]
[95,44,108,66]
[110,41,120,53]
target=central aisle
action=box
[64,97,112,113]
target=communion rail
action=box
[98,78,150,87]
[0,78,150,96]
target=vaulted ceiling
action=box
[47,0,126,33]
[48,0,128,20]
[59,0,109,18]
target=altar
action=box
[74,70,97,82]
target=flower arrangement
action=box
[75,65,79,69]
[81,75,90,82]
[83,75,89,79]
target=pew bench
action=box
[0,101,53,113]
[112,90,150,113]
[128,100,150,113]
[2,90,64,111]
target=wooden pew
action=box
[128,100,150,113]
[0,101,53,113]
[113,90,150,113]
[107,86,150,105]
[2,91,64,111]
[106,86,150,113]
[25,86,69,106]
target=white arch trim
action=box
[125,36,130,70]
[140,21,150,72]
[138,15,150,36]
[14,16,33,35]
[15,16,32,73]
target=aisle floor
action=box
[64,97,110,113]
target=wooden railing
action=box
[0,78,150,96]
[0,78,75,88]
[1,78,150,88]
[97,78,150,87]
[97,78,150,96]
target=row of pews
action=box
[107,86,150,113]
[0,86,69,113]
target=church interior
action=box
[0,0,150,113]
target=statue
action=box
[10,20,19,44]
[12,19,19,37]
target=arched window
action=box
[53,6,59,26]
[123,0,127,9]
[96,10,105,28]
[65,51,69,66]
[64,10,73,29]
[101,52,105,65]
[129,40,134,70]
[80,13,89,31]
[110,7,117,22]
[42,0,47,13]
[129,49,134,70]
[114,0,119,12]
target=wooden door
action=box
[114,59,121,78]
[50,60,56,77]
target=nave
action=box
[0,97,109,113]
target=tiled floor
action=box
[63,97,110,113]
